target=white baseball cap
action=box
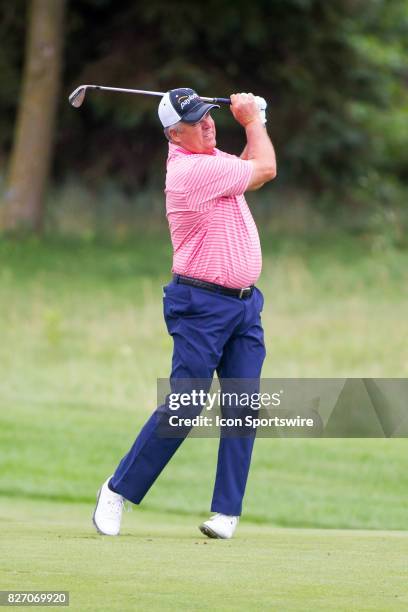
[158,87,219,128]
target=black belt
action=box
[173,274,254,299]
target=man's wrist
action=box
[244,117,264,129]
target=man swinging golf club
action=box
[93,87,276,539]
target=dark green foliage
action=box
[0,1,27,159]
[1,0,407,200]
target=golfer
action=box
[93,88,276,539]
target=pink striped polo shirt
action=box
[165,143,262,288]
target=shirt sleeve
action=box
[184,155,253,210]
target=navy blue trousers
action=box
[110,280,266,516]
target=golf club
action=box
[68,84,231,108]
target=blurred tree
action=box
[2,0,66,233]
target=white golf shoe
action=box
[92,476,124,536]
[199,513,239,539]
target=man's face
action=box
[170,112,216,154]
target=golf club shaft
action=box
[69,84,231,106]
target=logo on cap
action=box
[179,93,199,110]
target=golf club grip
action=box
[214,97,231,105]
[200,96,231,105]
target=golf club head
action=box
[69,86,87,108]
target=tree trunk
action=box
[2,0,65,233]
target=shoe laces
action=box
[106,496,124,518]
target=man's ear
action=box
[169,126,182,144]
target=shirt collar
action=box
[167,142,217,161]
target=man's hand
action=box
[230,93,262,128]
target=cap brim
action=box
[181,102,220,124]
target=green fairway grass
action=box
[0,233,407,609]
[1,399,408,530]
[1,497,407,611]
[0,233,407,528]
